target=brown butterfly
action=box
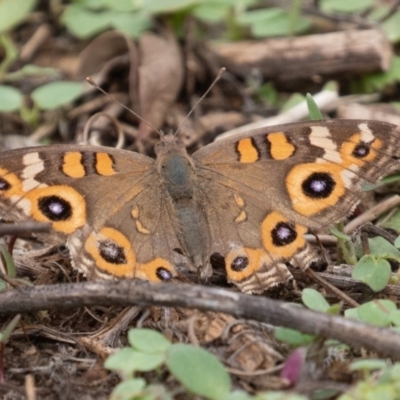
[0,119,399,292]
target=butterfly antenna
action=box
[85,77,163,137]
[174,67,226,136]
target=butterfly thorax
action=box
[155,134,212,279]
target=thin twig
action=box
[306,269,359,308]
[344,195,400,233]
[0,222,51,236]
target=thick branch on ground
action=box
[0,280,399,359]
[213,29,391,82]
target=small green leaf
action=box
[389,310,400,327]
[274,328,315,346]
[389,363,400,379]
[352,255,391,292]
[356,300,397,327]
[109,378,146,400]
[344,307,360,320]
[236,8,283,25]
[140,0,199,14]
[320,0,375,13]
[381,209,400,232]
[193,3,230,23]
[0,314,21,343]
[110,12,151,38]
[84,0,108,10]
[1,248,16,278]
[322,80,338,92]
[128,328,171,354]
[237,8,310,38]
[104,0,136,12]
[166,344,231,400]
[255,82,278,105]
[368,236,400,262]
[61,5,112,39]
[5,64,61,81]
[369,5,390,22]
[0,85,22,111]
[358,56,400,93]
[381,10,400,43]
[105,347,165,374]
[253,12,310,38]
[222,391,253,400]
[306,93,323,120]
[382,173,400,185]
[256,392,309,400]
[0,0,36,33]
[281,93,305,112]
[326,303,341,315]
[31,82,84,110]
[349,359,388,372]
[302,288,330,312]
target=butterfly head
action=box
[155,132,189,161]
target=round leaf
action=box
[349,359,388,372]
[105,347,164,374]
[0,85,22,111]
[352,255,391,292]
[128,328,171,354]
[357,300,397,327]
[110,12,151,38]
[236,8,283,25]
[0,0,36,33]
[31,82,84,110]
[321,0,375,13]
[104,0,136,12]
[61,6,112,39]
[390,310,400,327]
[344,307,360,320]
[382,11,400,43]
[274,327,315,346]
[368,237,400,262]
[193,4,230,23]
[166,344,230,400]
[141,0,199,14]
[222,391,253,400]
[109,378,146,400]
[302,288,330,312]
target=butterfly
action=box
[0,119,399,292]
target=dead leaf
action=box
[76,31,183,139]
[76,31,137,81]
[137,32,184,138]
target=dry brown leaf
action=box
[137,32,184,138]
[76,31,183,139]
[76,31,138,84]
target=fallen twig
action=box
[0,280,399,359]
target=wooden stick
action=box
[213,29,391,82]
[0,280,400,359]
